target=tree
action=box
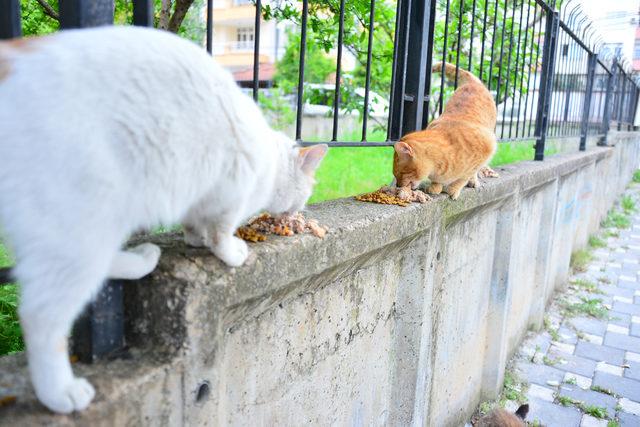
[22,0,203,39]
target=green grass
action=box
[588,235,607,249]
[570,249,594,273]
[582,404,609,419]
[633,170,640,183]
[591,385,617,397]
[309,136,557,204]
[602,210,631,230]
[570,279,603,294]
[0,242,22,356]
[621,195,637,213]
[556,395,578,407]
[564,296,609,319]
[608,421,620,427]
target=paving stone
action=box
[627,351,640,363]
[580,414,607,427]
[615,296,635,304]
[548,349,597,377]
[558,326,579,344]
[515,361,566,387]
[605,332,640,352]
[564,372,593,390]
[593,371,640,401]
[619,397,640,416]
[625,362,640,381]
[527,383,556,402]
[608,324,631,335]
[618,411,640,426]
[557,384,618,415]
[602,286,636,299]
[609,311,633,327]
[613,301,640,316]
[631,322,640,337]
[569,317,608,336]
[575,341,625,365]
[526,397,582,427]
[617,279,640,290]
[552,341,577,354]
[584,334,604,345]
[596,361,624,376]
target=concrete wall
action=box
[1,132,639,426]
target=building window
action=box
[234,0,252,5]
[236,27,254,50]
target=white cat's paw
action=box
[214,236,249,267]
[130,243,161,275]
[38,377,95,414]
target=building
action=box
[210,0,289,87]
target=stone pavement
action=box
[479,185,640,426]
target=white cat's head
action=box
[268,137,328,215]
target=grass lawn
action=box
[310,139,553,204]
[0,242,22,355]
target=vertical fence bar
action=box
[59,0,114,28]
[206,0,213,54]
[331,0,346,141]
[252,0,261,101]
[389,0,435,139]
[534,10,559,161]
[361,0,376,141]
[0,0,21,39]
[579,52,596,151]
[600,58,617,145]
[132,0,153,27]
[57,0,124,363]
[294,0,309,141]
[617,71,627,131]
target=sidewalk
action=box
[477,183,640,426]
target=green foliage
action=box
[582,404,608,419]
[621,195,636,213]
[543,315,560,341]
[0,284,23,356]
[556,395,578,406]
[21,0,59,36]
[590,385,617,396]
[570,249,593,273]
[602,210,631,229]
[543,355,561,366]
[564,377,577,385]
[489,142,557,167]
[503,370,528,403]
[570,279,603,294]
[258,87,296,130]
[633,170,640,183]
[274,28,336,94]
[608,421,620,427]
[588,235,607,249]
[564,297,608,319]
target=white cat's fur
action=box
[0,26,327,413]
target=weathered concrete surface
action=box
[0,133,639,426]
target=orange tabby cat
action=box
[475,404,529,427]
[393,62,497,199]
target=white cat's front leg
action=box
[207,227,249,267]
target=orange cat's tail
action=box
[431,62,482,86]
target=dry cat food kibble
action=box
[236,213,328,242]
[355,185,431,206]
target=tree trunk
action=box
[159,0,172,30]
[168,0,196,33]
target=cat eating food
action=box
[393,62,497,200]
[0,26,326,413]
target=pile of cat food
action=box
[479,166,500,178]
[236,212,328,242]
[355,185,431,206]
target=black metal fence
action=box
[0,0,639,361]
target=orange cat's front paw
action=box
[479,166,499,178]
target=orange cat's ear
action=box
[299,144,328,175]
[394,141,414,158]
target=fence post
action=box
[57,0,125,363]
[133,0,153,27]
[617,72,627,132]
[579,52,597,151]
[388,0,436,140]
[0,0,21,39]
[533,10,560,161]
[600,57,617,145]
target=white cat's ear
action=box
[394,141,414,158]
[298,144,328,175]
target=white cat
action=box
[0,26,327,414]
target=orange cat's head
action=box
[392,139,429,189]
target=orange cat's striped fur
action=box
[393,62,497,200]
